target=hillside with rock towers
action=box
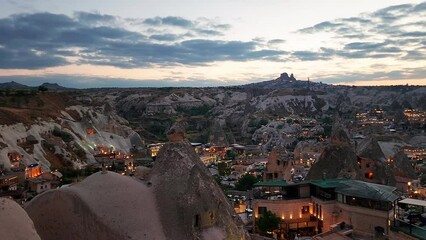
[306,123,363,180]
[24,122,249,240]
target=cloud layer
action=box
[296,2,426,61]
[0,2,425,86]
[0,12,284,69]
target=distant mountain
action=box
[0,81,31,89]
[241,72,327,90]
[39,82,71,90]
[0,81,72,91]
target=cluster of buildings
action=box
[165,108,424,239]
[356,108,389,126]
[252,178,401,238]
[0,152,63,201]
[1,142,136,202]
[356,108,426,130]
[404,109,426,124]
[93,144,135,175]
[249,142,426,239]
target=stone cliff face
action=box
[306,124,362,180]
[150,140,249,240]
[0,102,141,171]
[0,198,41,240]
[357,135,414,184]
[393,150,417,179]
[110,81,425,144]
[26,172,166,240]
[306,145,362,180]
[26,140,249,240]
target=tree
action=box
[257,210,280,235]
[218,162,231,176]
[322,116,332,125]
[235,173,259,191]
[38,85,48,92]
[225,150,236,160]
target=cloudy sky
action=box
[0,0,425,88]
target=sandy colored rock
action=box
[356,135,412,185]
[134,165,151,179]
[393,150,416,179]
[167,120,186,142]
[26,172,166,240]
[307,124,362,180]
[0,198,41,240]
[306,144,362,180]
[150,140,250,240]
[330,124,351,145]
[25,142,250,240]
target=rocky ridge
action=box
[26,136,249,240]
[306,124,362,180]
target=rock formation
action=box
[330,124,351,146]
[150,140,249,240]
[167,120,186,142]
[393,150,416,179]
[357,135,411,185]
[208,118,229,146]
[0,198,41,240]
[306,124,362,180]
[277,72,296,81]
[264,145,293,182]
[26,172,166,240]
[25,141,249,240]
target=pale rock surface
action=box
[0,198,41,240]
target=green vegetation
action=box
[218,162,231,176]
[149,124,168,141]
[213,175,233,191]
[72,143,86,158]
[176,105,211,116]
[0,89,39,108]
[322,116,333,137]
[52,127,74,142]
[38,86,48,92]
[59,165,101,184]
[225,150,236,160]
[235,173,260,191]
[248,118,269,128]
[257,210,280,235]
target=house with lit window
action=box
[0,175,19,193]
[253,178,399,239]
[27,178,52,194]
[263,146,294,182]
[25,163,42,179]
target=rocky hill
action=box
[105,73,425,144]
[0,81,31,90]
[25,139,249,239]
[0,92,141,172]
[150,140,248,239]
[306,124,362,180]
[0,73,424,170]
[0,198,41,240]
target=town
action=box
[0,86,425,239]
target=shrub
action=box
[53,127,74,142]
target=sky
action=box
[0,0,425,88]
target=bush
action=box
[176,105,211,116]
[257,210,280,234]
[73,143,86,158]
[218,162,231,176]
[53,127,74,143]
[235,174,260,191]
[38,86,48,92]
